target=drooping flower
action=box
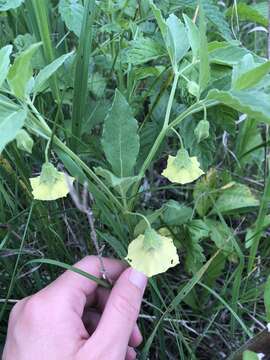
[162,149,204,184]
[30,162,74,201]
[125,227,179,277]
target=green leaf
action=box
[0,0,24,11]
[183,14,200,59]
[0,103,27,153]
[0,45,12,88]
[264,275,270,323]
[94,167,139,196]
[15,129,33,154]
[59,0,84,37]
[102,89,140,177]
[205,219,234,253]
[243,350,260,360]
[8,42,42,99]
[124,37,165,65]
[208,89,270,124]
[33,51,74,94]
[227,3,268,27]
[162,200,192,226]
[149,1,189,70]
[233,55,270,91]
[213,183,259,215]
[185,220,208,273]
[149,0,167,40]
[166,14,190,70]
[199,1,210,94]
[193,169,217,216]
[209,42,262,66]
[202,0,232,40]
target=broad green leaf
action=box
[0,45,12,87]
[185,220,208,273]
[8,43,42,99]
[205,219,234,253]
[102,89,140,177]
[199,1,210,94]
[149,0,167,40]
[233,55,270,91]
[243,350,261,360]
[0,0,23,11]
[149,1,189,71]
[208,89,270,124]
[33,51,74,94]
[166,14,190,70]
[94,167,139,196]
[202,0,232,40]
[124,37,166,65]
[193,169,217,216]
[59,0,84,37]
[209,42,263,66]
[15,129,33,153]
[162,200,192,226]
[227,3,268,27]
[232,53,256,86]
[187,219,209,241]
[183,14,200,59]
[213,183,259,214]
[0,104,27,153]
[264,275,270,322]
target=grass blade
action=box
[71,0,96,151]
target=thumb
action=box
[91,268,147,356]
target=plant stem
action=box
[163,72,180,129]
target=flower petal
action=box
[125,234,179,277]
[30,166,74,201]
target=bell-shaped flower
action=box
[125,228,179,277]
[162,149,204,184]
[30,162,74,201]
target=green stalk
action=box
[30,0,61,104]
[71,0,96,151]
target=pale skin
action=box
[3,256,148,360]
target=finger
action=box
[95,287,143,347]
[126,347,137,360]
[40,256,126,315]
[90,268,147,356]
[83,307,143,347]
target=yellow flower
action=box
[162,149,204,184]
[30,162,74,201]
[125,228,179,277]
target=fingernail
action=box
[129,268,147,291]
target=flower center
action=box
[143,228,162,251]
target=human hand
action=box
[3,256,147,360]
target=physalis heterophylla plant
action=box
[30,162,74,201]
[125,227,179,277]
